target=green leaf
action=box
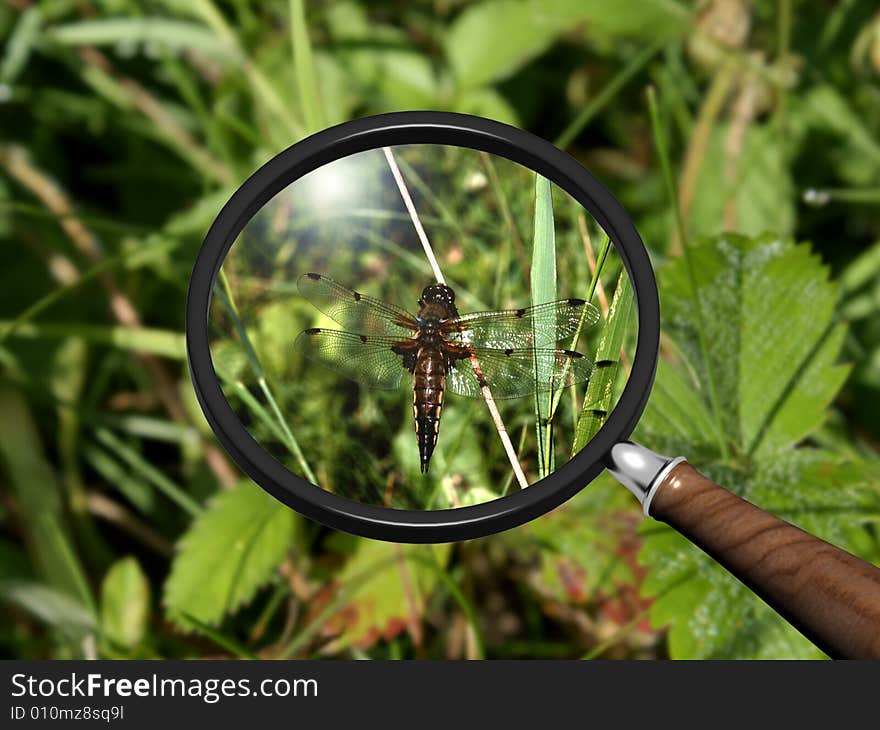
[452,87,519,126]
[801,85,880,171]
[372,51,439,111]
[444,0,688,88]
[634,357,721,461]
[657,234,848,459]
[324,541,450,650]
[642,453,880,659]
[526,474,638,603]
[331,45,441,113]
[445,0,569,89]
[100,557,150,649]
[638,234,870,659]
[322,3,442,114]
[558,0,690,40]
[163,482,296,628]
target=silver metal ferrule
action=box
[604,442,686,516]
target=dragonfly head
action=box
[419,283,456,308]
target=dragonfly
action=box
[294,273,600,473]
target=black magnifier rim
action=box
[186,111,659,543]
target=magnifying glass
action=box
[186,112,880,659]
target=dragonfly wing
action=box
[297,273,418,337]
[446,347,594,399]
[295,328,409,390]
[445,298,601,348]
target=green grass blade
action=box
[1,7,41,84]
[215,367,291,447]
[0,386,95,613]
[289,0,324,133]
[83,444,156,514]
[586,234,612,303]
[555,39,663,149]
[216,273,317,483]
[95,428,203,517]
[181,613,259,659]
[0,235,177,347]
[395,157,466,242]
[0,321,186,359]
[482,152,529,285]
[0,581,96,639]
[547,232,610,423]
[73,61,232,184]
[0,200,152,235]
[573,272,633,452]
[531,174,556,478]
[48,18,239,61]
[191,0,303,142]
[406,553,485,659]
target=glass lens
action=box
[208,144,637,510]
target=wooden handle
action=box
[649,461,880,659]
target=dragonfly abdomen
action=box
[412,347,446,474]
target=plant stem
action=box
[481,152,530,281]
[77,47,233,184]
[95,428,203,517]
[578,216,610,316]
[774,0,792,144]
[85,492,173,557]
[803,187,880,206]
[279,554,401,658]
[573,272,633,450]
[555,40,663,149]
[382,147,446,284]
[647,86,729,462]
[406,552,485,659]
[182,614,258,659]
[217,272,318,484]
[671,62,736,255]
[582,606,652,660]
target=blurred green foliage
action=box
[2,0,880,659]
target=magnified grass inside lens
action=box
[208,145,638,510]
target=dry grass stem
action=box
[2,145,238,487]
[383,147,530,489]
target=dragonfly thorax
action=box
[419,283,455,306]
[418,283,458,322]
